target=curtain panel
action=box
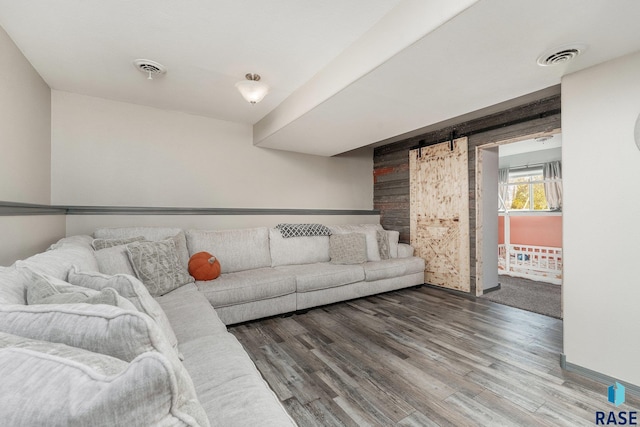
[543,161,563,210]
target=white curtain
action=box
[498,168,510,210]
[543,161,562,210]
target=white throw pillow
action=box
[95,245,137,276]
[22,269,136,311]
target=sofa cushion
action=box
[16,244,98,280]
[0,303,203,423]
[363,257,425,282]
[94,227,190,269]
[195,374,296,427]
[186,228,271,274]
[196,268,295,308]
[126,239,194,296]
[269,228,329,267]
[67,267,180,357]
[397,243,415,258]
[179,333,295,426]
[276,263,365,293]
[0,332,208,427]
[329,233,367,265]
[155,283,227,343]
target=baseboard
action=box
[482,283,502,294]
[422,282,476,300]
[560,354,640,397]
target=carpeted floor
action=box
[481,274,562,319]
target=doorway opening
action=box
[476,130,562,318]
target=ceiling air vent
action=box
[537,43,587,66]
[133,59,167,79]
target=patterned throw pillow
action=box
[91,236,145,251]
[329,233,367,265]
[376,230,391,260]
[126,239,194,297]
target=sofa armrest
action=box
[397,243,415,258]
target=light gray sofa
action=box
[181,224,425,325]
[0,223,424,426]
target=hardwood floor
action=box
[228,286,639,426]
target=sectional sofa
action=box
[0,224,424,426]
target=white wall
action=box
[0,25,65,265]
[562,51,640,387]
[0,26,51,204]
[66,214,379,237]
[0,216,66,266]
[51,91,373,211]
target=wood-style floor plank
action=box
[229,286,638,426]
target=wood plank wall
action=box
[373,94,561,293]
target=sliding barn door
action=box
[410,138,470,292]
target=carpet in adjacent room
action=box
[481,274,562,319]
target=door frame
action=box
[475,128,561,296]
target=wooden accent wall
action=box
[373,94,561,293]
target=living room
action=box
[1,0,640,425]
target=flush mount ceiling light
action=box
[235,73,269,104]
[133,59,167,80]
[537,43,587,66]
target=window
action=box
[500,167,551,211]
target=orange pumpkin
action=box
[188,251,221,281]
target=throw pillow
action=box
[67,267,180,359]
[376,230,391,260]
[93,228,190,270]
[91,236,145,251]
[22,268,136,311]
[329,225,381,262]
[386,230,400,258]
[95,245,137,276]
[329,233,367,265]
[126,239,194,297]
[0,332,207,427]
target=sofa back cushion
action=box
[0,332,208,427]
[186,228,271,274]
[16,243,99,280]
[0,266,26,305]
[67,267,180,357]
[269,228,329,267]
[0,303,203,422]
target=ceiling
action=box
[499,134,562,169]
[2,0,640,157]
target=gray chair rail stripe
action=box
[0,201,379,216]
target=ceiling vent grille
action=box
[537,44,587,66]
[133,59,167,79]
